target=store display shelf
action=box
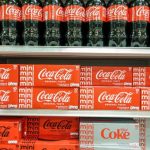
[0,109,150,118]
[0,46,150,58]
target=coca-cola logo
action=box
[98,91,133,103]
[37,90,72,103]
[24,5,42,18]
[96,70,126,80]
[43,120,72,129]
[6,6,21,18]
[0,90,10,102]
[0,126,10,137]
[101,128,130,139]
[86,7,100,17]
[56,7,64,16]
[0,68,11,80]
[136,7,149,17]
[65,6,85,18]
[107,5,128,17]
[38,68,73,81]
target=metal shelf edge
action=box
[0,110,150,118]
[0,46,150,58]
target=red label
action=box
[22,4,42,21]
[65,5,85,21]
[107,5,128,21]
[1,5,21,21]
[43,5,64,21]
[129,6,150,22]
[86,6,106,22]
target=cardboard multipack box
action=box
[80,66,132,86]
[140,88,150,111]
[80,86,140,110]
[0,143,18,149]
[19,65,80,87]
[23,117,79,140]
[0,118,22,144]
[0,86,18,109]
[80,146,141,150]
[138,119,150,150]
[19,87,79,109]
[19,139,79,150]
[0,64,18,86]
[133,67,150,87]
[80,118,139,147]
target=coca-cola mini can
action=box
[0,87,18,109]
[0,64,18,86]
[80,86,140,110]
[19,87,79,109]
[80,66,132,86]
[19,65,80,87]
[80,118,139,147]
[0,118,22,143]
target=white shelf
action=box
[0,46,150,58]
[0,109,150,118]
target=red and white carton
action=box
[0,64,18,86]
[140,88,150,111]
[34,139,79,150]
[19,65,80,87]
[0,143,18,149]
[80,145,141,150]
[0,87,18,109]
[19,87,79,109]
[19,139,79,150]
[23,117,79,140]
[80,118,139,147]
[39,117,79,140]
[133,67,150,87]
[80,86,140,110]
[80,66,132,86]
[0,118,22,144]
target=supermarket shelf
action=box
[0,109,150,118]
[0,46,150,58]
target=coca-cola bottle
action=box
[22,0,42,46]
[43,0,64,46]
[0,0,22,45]
[107,0,128,47]
[86,0,106,46]
[64,0,85,46]
[128,0,149,47]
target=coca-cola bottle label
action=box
[129,6,150,22]
[65,5,85,21]
[22,4,42,21]
[107,5,128,21]
[86,6,106,22]
[1,5,21,21]
[43,5,64,21]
